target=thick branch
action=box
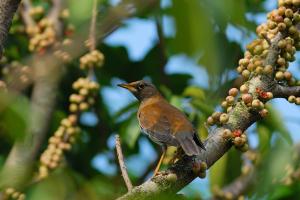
[220,171,255,199]
[212,151,257,200]
[272,84,300,98]
[0,0,21,58]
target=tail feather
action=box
[193,133,206,150]
[176,133,204,156]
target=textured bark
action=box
[273,84,300,98]
[0,0,21,58]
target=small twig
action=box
[87,0,98,79]
[115,134,133,191]
[89,0,98,52]
[19,0,36,27]
[47,0,62,34]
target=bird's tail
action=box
[193,132,206,150]
[175,132,206,156]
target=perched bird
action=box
[118,80,206,175]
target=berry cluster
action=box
[1,61,31,85]
[222,129,249,152]
[23,4,73,54]
[53,38,73,63]
[28,18,56,52]
[2,188,25,200]
[69,78,99,112]
[246,0,300,84]
[79,50,104,70]
[206,0,300,154]
[38,78,99,179]
[192,161,208,178]
[28,6,44,18]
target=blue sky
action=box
[89,0,300,197]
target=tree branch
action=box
[212,151,257,200]
[89,0,98,52]
[116,135,133,191]
[47,0,63,34]
[0,0,21,58]
[272,84,300,98]
[19,0,35,28]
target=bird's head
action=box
[118,80,159,101]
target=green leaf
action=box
[262,105,292,144]
[169,0,215,57]
[269,185,293,200]
[0,93,30,140]
[210,148,242,190]
[191,100,214,116]
[119,116,140,148]
[207,0,247,28]
[169,95,182,110]
[183,86,205,100]
[256,123,271,154]
[113,101,137,120]
[210,153,228,189]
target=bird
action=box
[118,80,206,175]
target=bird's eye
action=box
[137,83,145,90]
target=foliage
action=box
[1,0,300,199]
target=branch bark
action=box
[116,135,133,191]
[19,0,35,28]
[0,0,21,58]
[273,84,300,98]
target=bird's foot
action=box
[169,148,184,164]
[152,170,168,178]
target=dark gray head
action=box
[118,80,160,101]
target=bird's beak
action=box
[117,83,136,92]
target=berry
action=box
[226,96,235,105]
[219,113,229,124]
[275,71,284,80]
[259,109,269,117]
[242,94,253,104]
[288,95,296,103]
[233,130,242,137]
[252,99,261,109]
[240,84,249,93]
[228,88,239,97]
[207,116,214,125]
[222,129,233,139]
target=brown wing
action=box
[158,102,205,155]
[138,99,205,155]
[138,104,179,146]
